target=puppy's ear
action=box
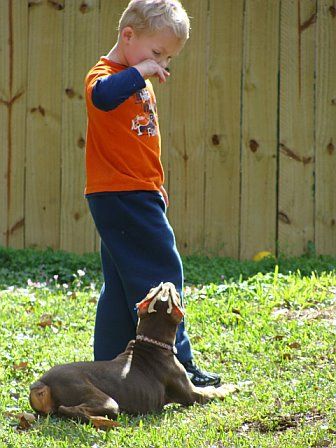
[170,305,184,323]
[136,298,152,316]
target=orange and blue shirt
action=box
[85,57,164,194]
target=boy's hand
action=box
[133,60,170,83]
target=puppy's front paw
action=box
[215,383,238,398]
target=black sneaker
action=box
[182,359,221,387]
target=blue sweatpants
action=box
[86,190,193,364]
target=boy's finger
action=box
[157,69,167,83]
[160,67,170,82]
[162,68,170,77]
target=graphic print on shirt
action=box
[131,89,158,137]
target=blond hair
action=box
[118,0,190,41]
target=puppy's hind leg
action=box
[58,389,119,423]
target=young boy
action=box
[84,0,220,387]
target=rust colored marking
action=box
[65,88,75,98]
[212,134,220,146]
[302,156,313,164]
[183,152,189,162]
[327,140,335,155]
[300,12,317,32]
[74,212,80,221]
[329,6,336,17]
[278,211,291,225]
[332,98,336,105]
[331,219,336,226]
[0,91,24,107]
[10,90,24,105]
[79,2,89,13]
[31,105,46,116]
[48,0,64,10]
[298,2,317,97]
[5,218,25,237]
[77,137,85,148]
[249,139,259,153]
[280,143,313,165]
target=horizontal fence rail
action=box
[1,0,335,258]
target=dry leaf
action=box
[273,334,285,341]
[288,342,301,349]
[89,416,120,430]
[13,362,28,371]
[18,412,36,423]
[38,314,53,327]
[314,440,332,447]
[17,412,36,430]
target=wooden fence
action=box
[1,0,335,259]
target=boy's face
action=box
[121,26,185,69]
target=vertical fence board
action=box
[1,1,28,249]
[240,0,279,259]
[204,0,243,257]
[315,0,336,254]
[0,1,10,247]
[60,0,99,253]
[5,0,28,248]
[169,0,207,254]
[25,0,64,248]
[278,0,316,255]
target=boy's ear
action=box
[121,26,135,44]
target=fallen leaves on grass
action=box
[13,361,28,371]
[5,412,37,431]
[89,416,120,430]
[239,410,325,433]
[271,306,336,322]
[37,314,53,328]
[313,440,333,447]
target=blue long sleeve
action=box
[91,67,146,112]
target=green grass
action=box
[0,248,336,447]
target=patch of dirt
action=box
[238,410,326,434]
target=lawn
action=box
[0,248,335,448]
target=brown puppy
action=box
[30,282,236,422]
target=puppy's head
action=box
[136,282,184,324]
[29,381,55,415]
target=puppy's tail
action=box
[29,380,55,414]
